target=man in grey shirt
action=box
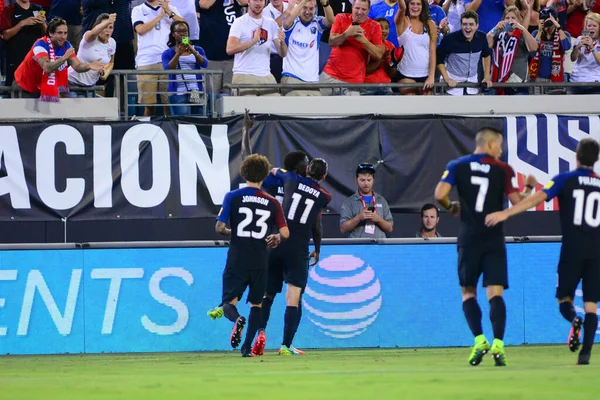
[340,163,393,238]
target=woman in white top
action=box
[394,0,437,95]
[570,12,600,94]
[68,13,116,97]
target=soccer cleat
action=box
[207,306,224,320]
[230,316,246,349]
[568,316,583,352]
[252,331,266,356]
[278,346,293,356]
[577,352,591,365]
[289,345,305,355]
[490,339,507,367]
[468,336,491,366]
[241,348,255,358]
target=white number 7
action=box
[471,176,489,213]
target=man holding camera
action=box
[340,163,393,238]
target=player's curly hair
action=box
[284,151,309,176]
[576,138,600,168]
[240,154,271,183]
[308,158,328,181]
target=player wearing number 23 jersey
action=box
[435,127,535,367]
[486,138,600,366]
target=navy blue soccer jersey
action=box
[217,187,287,269]
[262,173,284,204]
[274,169,332,246]
[441,153,518,242]
[543,168,600,250]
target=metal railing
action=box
[111,69,223,119]
[0,85,105,98]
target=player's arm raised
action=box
[486,191,548,227]
[215,221,231,236]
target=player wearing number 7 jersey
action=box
[216,154,289,357]
[254,158,332,356]
[434,127,536,367]
[486,138,600,366]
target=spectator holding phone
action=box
[488,6,539,95]
[68,13,116,96]
[363,17,398,94]
[340,163,393,239]
[162,20,208,114]
[569,12,600,93]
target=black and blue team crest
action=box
[311,27,317,34]
[253,28,269,45]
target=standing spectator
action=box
[516,0,540,32]
[162,20,209,114]
[226,0,287,96]
[320,0,385,95]
[488,6,538,94]
[340,163,393,238]
[569,12,600,94]
[464,0,504,34]
[170,0,199,42]
[68,13,116,95]
[265,0,288,81]
[564,0,587,79]
[132,0,183,116]
[416,203,442,238]
[368,0,400,47]
[0,0,46,88]
[443,0,465,33]
[530,6,571,93]
[13,17,103,99]
[363,17,397,94]
[281,0,334,96]
[316,0,354,72]
[437,10,491,95]
[199,0,247,93]
[48,0,83,51]
[429,0,449,44]
[395,0,437,94]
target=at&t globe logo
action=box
[303,255,381,339]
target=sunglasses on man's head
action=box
[357,163,375,170]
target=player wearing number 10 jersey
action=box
[486,138,600,366]
[434,127,536,367]
[254,158,332,356]
[215,155,289,357]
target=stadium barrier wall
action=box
[0,237,594,355]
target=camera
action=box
[367,205,375,212]
[543,19,554,28]
[181,37,189,45]
[503,22,512,32]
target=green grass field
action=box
[0,346,597,400]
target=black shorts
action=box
[458,239,508,289]
[556,248,600,302]
[266,241,309,293]
[222,266,267,305]
[397,74,428,83]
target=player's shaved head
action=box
[475,127,503,148]
[240,154,271,183]
[576,138,600,168]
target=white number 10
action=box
[572,189,600,227]
[471,176,489,213]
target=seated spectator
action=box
[530,7,571,93]
[340,163,393,238]
[320,0,384,95]
[68,13,116,97]
[49,0,83,52]
[132,0,184,116]
[0,0,46,88]
[395,0,437,95]
[437,10,491,95]
[416,203,442,238]
[363,17,397,94]
[280,0,334,96]
[442,0,465,33]
[226,0,287,96]
[368,0,400,47]
[465,0,505,34]
[488,6,539,95]
[515,0,540,32]
[13,17,103,100]
[162,20,209,115]
[569,12,600,94]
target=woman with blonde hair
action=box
[487,6,539,95]
[569,12,600,94]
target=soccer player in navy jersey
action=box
[434,127,536,367]
[215,154,290,357]
[486,138,600,366]
[253,158,332,356]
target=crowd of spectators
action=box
[1,0,600,106]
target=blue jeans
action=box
[65,85,95,98]
[169,93,203,116]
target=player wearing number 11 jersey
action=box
[434,127,536,367]
[486,138,600,366]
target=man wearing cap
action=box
[340,162,394,238]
